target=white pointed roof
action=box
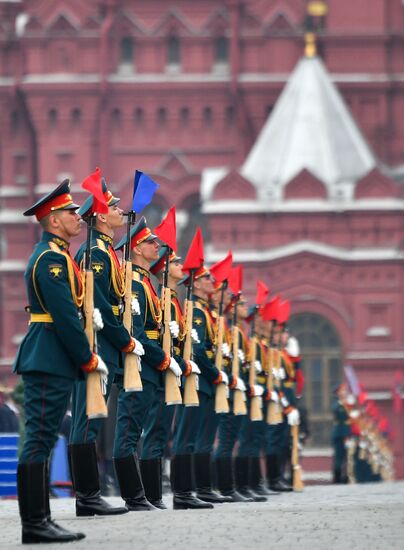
[240,56,376,201]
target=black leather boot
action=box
[215,457,253,503]
[113,454,157,511]
[70,443,128,516]
[140,458,167,510]
[249,456,279,496]
[18,462,84,544]
[234,456,267,502]
[171,454,213,510]
[44,461,85,540]
[194,452,232,503]
[266,454,293,492]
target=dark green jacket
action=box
[131,265,166,387]
[192,295,220,396]
[75,230,131,366]
[332,398,351,439]
[13,231,92,379]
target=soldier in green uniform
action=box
[331,383,351,483]
[170,266,230,508]
[69,179,143,516]
[13,180,108,544]
[214,295,256,502]
[235,310,272,498]
[113,217,182,511]
[140,247,200,509]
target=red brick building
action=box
[1,0,404,476]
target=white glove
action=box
[235,377,246,392]
[169,320,180,339]
[280,396,290,408]
[168,357,182,378]
[252,384,264,397]
[222,342,231,357]
[191,328,200,344]
[131,339,145,356]
[92,308,104,331]
[254,360,262,373]
[345,438,356,450]
[350,410,360,419]
[237,349,245,363]
[189,360,201,375]
[270,391,279,403]
[220,371,229,385]
[131,297,140,315]
[287,408,300,426]
[95,355,108,395]
[346,394,355,406]
[272,367,286,380]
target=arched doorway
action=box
[288,312,342,448]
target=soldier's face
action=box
[103,204,124,228]
[199,274,214,294]
[238,302,248,319]
[52,209,81,239]
[169,260,184,282]
[139,239,160,262]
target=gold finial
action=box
[304,1,328,58]
[304,32,317,58]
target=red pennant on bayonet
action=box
[261,295,281,321]
[210,250,233,283]
[255,280,269,307]
[153,206,177,251]
[183,227,204,272]
[81,167,109,214]
[228,265,243,295]
[277,299,291,325]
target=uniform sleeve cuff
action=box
[157,353,170,371]
[121,337,135,353]
[184,361,192,377]
[213,372,223,385]
[82,353,98,373]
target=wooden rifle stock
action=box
[123,260,142,392]
[291,424,304,492]
[84,269,108,419]
[163,286,182,405]
[232,324,247,416]
[266,348,283,425]
[249,336,263,422]
[183,298,199,407]
[214,315,229,414]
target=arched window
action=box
[215,36,229,63]
[203,106,213,127]
[48,108,58,128]
[71,108,81,126]
[288,312,342,448]
[157,107,167,127]
[134,107,144,126]
[10,110,19,133]
[180,107,189,127]
[111,107,121,127]
[225,105,235,127]
[167,35,180,65]
[120,37,134,64]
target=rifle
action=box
[183,270,199,406]
[249,311,263,421]
[162,247,182,405]
[232,296,247,416]
[122,210,142,391]
[214,281,229,413]
[84,214,108,418]
[266,331,283,424]
[291,424,304,491]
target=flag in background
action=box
[209,250,233,283]
[132,170,159,213]
[182,227,204,272]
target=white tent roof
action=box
[240,56,376,201]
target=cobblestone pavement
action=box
[1,482,403,550]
